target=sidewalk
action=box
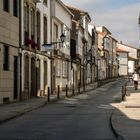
[0,82,98,124]
[111,81,140,140]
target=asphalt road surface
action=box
[0,79,127,140]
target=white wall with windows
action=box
[20,0,52,99]
[118,52,128,76]
[51,0,72,91]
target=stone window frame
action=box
[37,10,41,47]
[3,45,9,71]
[43,15,48,44]
[62,61,68,78]
[13,0,18,17]
[3,0,9,12]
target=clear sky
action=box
[63,0,140,47]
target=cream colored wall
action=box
[0,1,19,104]
[118,52,128,76]
[36,0,51,92]
[55,2,72,28]
[0,10,19,47]
[117,43,137,59]
[0,45,19,104]
[98,34,103,50]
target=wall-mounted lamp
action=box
[60,33,66,44]
[46,33,66,45]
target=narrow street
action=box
[0,79,127,140]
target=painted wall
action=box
[118,52,128,76]
[0,0,19,103]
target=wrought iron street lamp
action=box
[60,33,66,44]
[138,12,140,48]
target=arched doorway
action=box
[44,61,47,95]
[24,54,29,99]
[31,57,36,97]
[36,59,40,95]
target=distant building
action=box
[66,5,92,89]
[88,24,98,82]
[117,48,129,76]
[110,36,118,78]
[96,26,112,80]
[117,42,138,75]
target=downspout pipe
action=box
[19,0,22,101]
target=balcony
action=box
[24,33,40,50]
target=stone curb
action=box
[110,109,125,140]
[109,80,130,140]
[0,101,48,124]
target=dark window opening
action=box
[70,39,76,60]
[44,16,47,43]
[3,45,9,71]
[13,0,18,17]
[3,0,9,12]
[37,11,40,50]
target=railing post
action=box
[124,85,126,96]
[48,87,50,102]
[122,86,126,101]
[58,85,60,99]
[78,82,80,94]
[66,84,68,97]
[72,83,74,95]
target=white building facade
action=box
[20,0,51,99]
[50,0,73,92]
[117,42,138,75]
[117,48,129,76]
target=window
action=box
[53,23,58,48]
[13,0,18,17]
[56,60,61,76]
[63,25,70,49]
[44,16,47,43]
[3,0,9,12]
[44,0,47,6]
[24,3,29,32]
[80,17,84,27]
[62,61,68,77]
[3,45,9,71]
[24,3,29,46]
[37,11,40,47]
[31,8,35,36]
[53,23,58,42]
